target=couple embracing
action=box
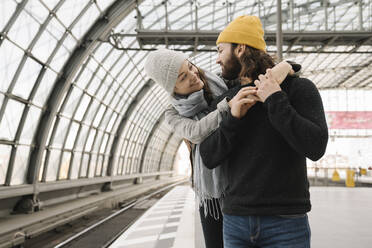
[145,15,328,248]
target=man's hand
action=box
[255,69,282,102]
[228,87,259,119]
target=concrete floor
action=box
[106,186,372,248]
[195,187,372,248]
[309,187,372,248]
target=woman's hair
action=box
[231,43,276,81]
[189,61,214,105]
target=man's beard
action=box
[221,53,242,80]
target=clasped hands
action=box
[228,69,282,119]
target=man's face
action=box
[216,43,241,80]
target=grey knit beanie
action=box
[144,48,188,94]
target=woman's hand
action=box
[228,87,259,119]
[255,69,281,102]
[269,61,293,85]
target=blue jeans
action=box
[223,214,311,248]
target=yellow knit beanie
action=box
[216,15,266,51]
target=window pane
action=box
[65,121,79,150]
[107,112,118,133]
[49,45,71,72]
[0,99,24,140]
[75,66,93,89]
[33,69,57,106]
[103,86,115,106]
[92,130,104,152]
[11,145,30,185]
[0,0,17,31]
[86,75,101,96]
[100,133,109,153]
[0,39,25,93]
[31,27,58,63]
[19,106,42,144]
[12,57,42,99]
[0,145,12,185]
[63,87,83,118]
[85,129,96,151]
[102,156,108,176]
[93,105,105,127]
[74,94,90,121]
[95,80,107,100]
[56,1,90,28]
[95,155,103,177]
[42,0,61,10]
[79,153,89,177]
[59,152,71,180]
[70,151,81,179]
[52,117,69,149]
[105,135,115,155]
[71,5,100,40]
[96,0,115,11]
[100,108,112,129]
[84,99,100,123]
[31,17,66,63]
[46,149,61,182]
[76,124,89,150]
[7,10,40,50]
[88,154,96,178]
[24,0,49,24]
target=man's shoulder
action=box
[284,76,318,93]
[282,77,322,104]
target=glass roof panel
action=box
[45,148,61,181]
[71,4,100,40]
[0,0,17,31]
[59,151,71,180]
[0,99,24,141]
[31,16,67,62]
[12,57,43,99]
[7,10,41,50]
[0,144,11,185]
[52,116,70,149]
[41,0,62,11]
[24,0,50,23]
[65,121,79,150]
[0,39,24,92]
[11,145,30,185]
[49,43,72,72]
[56,0,90,28]
[19,105,42,144]
[95,0,116,11]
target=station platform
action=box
[109,186,196,248]
[108,186,372,248]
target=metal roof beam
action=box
[121,30,372,48]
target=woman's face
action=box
[174,60,204,95]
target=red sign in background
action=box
[325,111,372,129]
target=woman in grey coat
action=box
[144,48,297,248]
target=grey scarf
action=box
[171,70,228,219]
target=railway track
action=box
[20,180,189,248]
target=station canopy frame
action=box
[0,0,371,196]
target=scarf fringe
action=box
[194,187,225,220]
